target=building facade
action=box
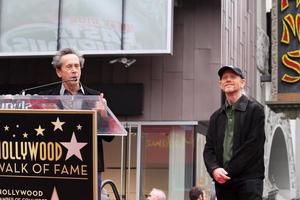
[1,0,299,199]
[263,0,300,199]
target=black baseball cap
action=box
[218,65,245,79]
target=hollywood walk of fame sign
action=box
[0,109,97,200]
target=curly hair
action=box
[52,48,85,69]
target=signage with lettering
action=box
[0,0,173,56]
[0,109,97,200]
[278,0,300,98]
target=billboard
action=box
[0,0,173,56]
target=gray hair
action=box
[151,188,166,200]
[52,48,85,69]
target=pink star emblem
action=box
[51,186,59,200]
[60,132,87,161]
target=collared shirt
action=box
[59,83,85,95]
[222,96,245,167]
[59,83,85,109]
[223,102,234,167]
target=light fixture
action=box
[109,57,136,68]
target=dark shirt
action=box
[223,103,234,167]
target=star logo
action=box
[51,186,59,200]
[4,125,9,131]
[23,132,28,138]
[77,124,82,130]
[35,125,45,136]
[51,117,65,131]
[60,132,87,161]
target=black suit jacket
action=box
[39,84,114,172]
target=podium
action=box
[0,95,126,200]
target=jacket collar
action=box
[220,94,248,113]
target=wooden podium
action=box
[0,95,126,200]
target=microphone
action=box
[20,78,77,95]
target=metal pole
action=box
[120,0,125,50]
[57,0,62,50]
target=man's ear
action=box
[219,80,223,90]
[240,78,246,89]
[56,68,61,78]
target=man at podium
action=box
[39,47,114,200]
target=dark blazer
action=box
[39,84,114,172]
[203,95,265,180]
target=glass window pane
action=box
[196,134,216,199]
[124,0,169,51]
[0,0,59,53]
[141,125,195,199]
[103,125,138,199]
[60,0,122,51]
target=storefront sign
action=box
[277,0,300,100]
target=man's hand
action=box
[212,168,231,184]
[94,93,108,117]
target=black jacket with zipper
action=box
[203,95,265,180]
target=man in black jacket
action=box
[203,65,265,200]
[40,48,113,200]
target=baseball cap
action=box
[218,65,245,79]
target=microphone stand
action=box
[20,79,77,95]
